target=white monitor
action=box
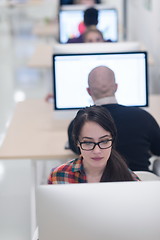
[36,181,160,240]
[53,41,142,54]
[52,51,148,110]
[59,5,118,43]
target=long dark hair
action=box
[72,105,134,182]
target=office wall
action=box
[102,0,124,40]
[127,0,160,94]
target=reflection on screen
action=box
[59,8,118,43]
[53,52,148,110]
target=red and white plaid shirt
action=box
[48,157,140,184]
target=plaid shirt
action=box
[48,157,140,184]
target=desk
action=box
[0,99,76,160]
[27,41,154,69]
[27,43,54,68]
[0,95,159,160]
[32,21,58,38]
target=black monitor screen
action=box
[59,7,118,43]
[53,52,148,110]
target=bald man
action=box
[87,66,117,101]
[68,65,160,172]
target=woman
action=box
[48,106,140,183]
[83,27,105,43]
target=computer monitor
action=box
[53,41,142,54]
[52,51,148,110]
[36,181,160,240]
[59,5,118,43]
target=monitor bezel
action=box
[52,51,148,110]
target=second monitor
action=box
[52,51,148,110]
[59,6,118,43]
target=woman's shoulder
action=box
[48,157,82,175]
[48,158,83,184]
[51,159,77,174]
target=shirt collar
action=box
[94,96,117,106]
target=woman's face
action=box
[84,31,104,43]
[78,121,112,171]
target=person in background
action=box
[67,7,99,43]
[68,66,160,172]
[83,27,105,42]
[48,105,140,184]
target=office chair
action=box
[134,171,160,181]
[152,158,160,176]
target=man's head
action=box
[83,7,98,27]
[87,66,117,102]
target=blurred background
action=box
[0,0,159,239]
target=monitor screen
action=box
[53,52,148,110]
[59,6,118,43]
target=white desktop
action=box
[36,181,160,240]
[53,41,142,54]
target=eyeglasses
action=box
[78,139,113,151]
